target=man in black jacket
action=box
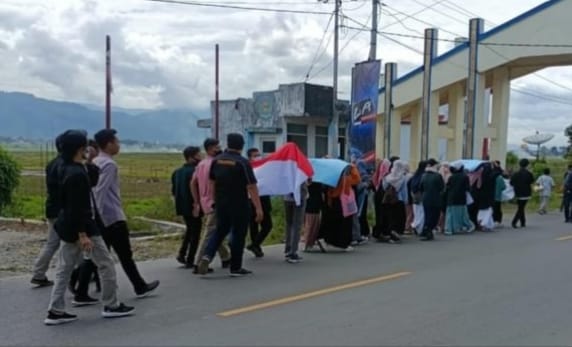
[45,130,134,325]
[171,146,202,268]
[31,133,64,287]
[509,158,534,228]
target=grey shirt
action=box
[92,152,126,227]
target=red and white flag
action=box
[251,142,314,205]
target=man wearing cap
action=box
[419,158,445,241]
[45,130,134,325]
[197,133,263,276]
[93,129,159,297]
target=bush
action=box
[505,151,519,171]
[0,147,21,214]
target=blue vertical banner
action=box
[350,60,381,173]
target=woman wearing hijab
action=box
[444,162,475,234]
[476,162,496,231]
[438,162,452,233]
[407,160,428,235]
[371,159,391,239]
[403,163,414,234]
[420,159,445,241]
[379,160,409,243]
[319,165,361,251]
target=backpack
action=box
[382,184,399,205]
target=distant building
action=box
[198,83,349,157]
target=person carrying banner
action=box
[246,148,273,258]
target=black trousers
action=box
[102,221,147,293]
[372,188,384,239]
[564,193,571,222]
[423,205,441,238]
[71,259,100,297]
[359,195,370,237]
[492,201,503,223]
[205,205,249,271]
[179,215,203,265]
[512,199,528,227]
[249,197,273,247]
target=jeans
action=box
[512,199,529,227]
[284,200,305,257]
[32,219,60,280]
[195,211,231,265]
[249,197,273,247]
[48,236,119,312]
[204,206,249,271]
[102,221,147,294]
[539,196,549,212]
[179,215,203,265]
[423,205,441,238]
[492,201,503,223]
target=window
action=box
[262,140,276,154]
[315,126,329,158]
[287,123,308,154]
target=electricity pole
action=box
[368,0,378,61]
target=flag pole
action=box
[105,35,111,129]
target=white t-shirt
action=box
[536,175,555,197]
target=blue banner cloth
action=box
[309,158,350,188]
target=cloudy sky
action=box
[0,0,570,146]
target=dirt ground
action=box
[0,220,180,279]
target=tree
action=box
[505,151,519,170]
[0,146,20,214]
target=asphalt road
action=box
[1,212,572,346]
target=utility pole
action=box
[105,35,111,129]
[215,44,220,140]
[328,0,341,158]
[368,0,378,61]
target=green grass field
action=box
[4,151,571,239]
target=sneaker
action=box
[230,268,253,277]
[102,303,135,318]
[344,246,355,252]
[176,255,186,265]
[44,311,78,325]
[72,295,99,307]
[31,277,54,287]
[286,254,303,264]
[197,257,211,275]
[136,280,160,299]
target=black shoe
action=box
[390,231,402,243]
[512,222,518,229]
[176,255,186,265]
[247,244,264,258]
[44,311,78,325]
[136,280,160,299]
[230,268,253,277]
[72,295,99,307]
[221,259,231,268]
[192,266,214,274]
[31,277,54,287]
[102,303,135,318]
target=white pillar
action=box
[490,67,510,162]
[410,103,422,166]
[447,83,465,160]
[428,91,440,160]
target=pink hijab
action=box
[373,159,391,191]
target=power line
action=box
[305,11,335,81]
[382,2,462,38]
[144,0,332,15]
[409,0,466,26]
[381,8,423,35]
[380,0,449,31]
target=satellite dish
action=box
[522,132,554,160]
[522,132,554,145]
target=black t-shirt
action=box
[45,156,64,219]
[209,150,257,212]
[306,182,324,214]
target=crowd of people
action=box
[28,128,572,326]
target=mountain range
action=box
[0,91,209,145]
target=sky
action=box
[0,0,570,146]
